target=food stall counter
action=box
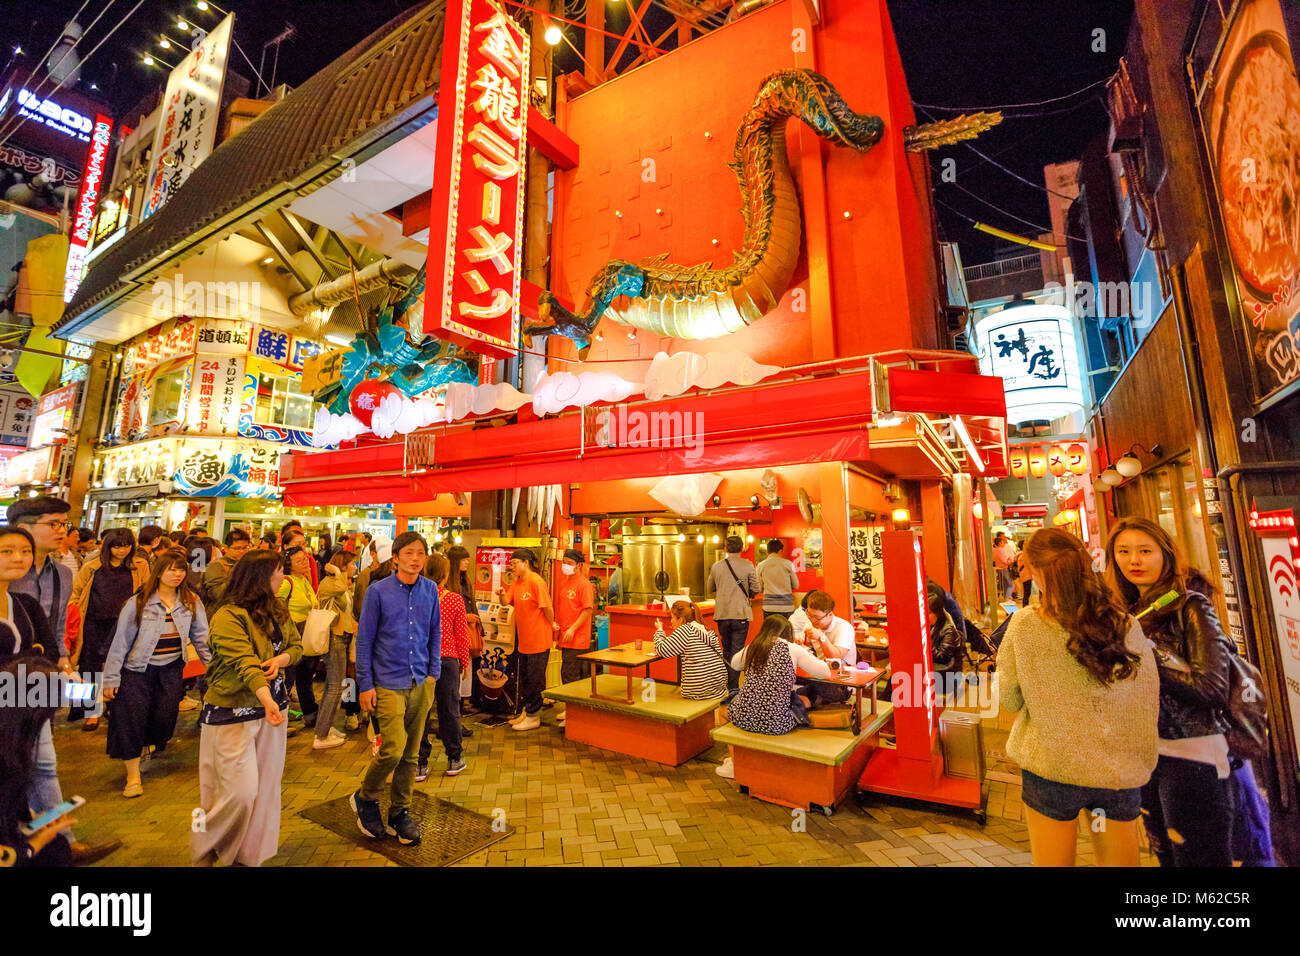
[605,598,763,682]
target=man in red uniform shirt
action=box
[497,548,553,732]
[553,549,595,726]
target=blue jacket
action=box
[355,572,440,693]
[102,592,212,689]
[10,555,73,654]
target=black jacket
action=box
[930,611,965,673]
[1138,571,1230,739]
[0,591,56,667]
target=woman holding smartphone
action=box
[0,527,55,665]
[102,548,211,798]
[192,551,301,867]
[1106,516,1234,867]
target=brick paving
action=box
[51,695,1158,867]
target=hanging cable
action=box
[0,0,147,153]
[0,0,103,150]
[939,179,1086,243]
[912,77,1107,113]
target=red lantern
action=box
[348,379,400,428]
[1048,444,1068,477]
[1066,443,1089,475]
[1010,447,1029,479]
[1028,445,1047,478]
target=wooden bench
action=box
[543,676,723,766]
[711,703,894,815]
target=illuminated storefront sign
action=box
[1008,442,1089,479]
[29,384,79,448]
[13,88,93,141]
[83,182,133,267]
[62,113,114,303]
[974,304,1084,424]
[5,446,55,486]
[426,0,528,358]
[0,392,35,446]
[96,437,281,499]
[141,13,233,219]
[186,354,245,435]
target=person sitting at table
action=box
[655,600,728,701]
[727,616,834,736]
[795,590,856,708]
[927,585,965,675]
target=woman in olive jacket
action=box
[1107,517,1233,867]
[191,550,301,867]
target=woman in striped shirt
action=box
[102,548,210,798]
[655,601,728,700]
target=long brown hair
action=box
[136,547,198,618]
[744,615,793,675]
[424,551,450,586]
[1104,516,1200,614]
[220,549,289,636]
[1024,528,1139,684]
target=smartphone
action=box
[64,680,95,702]
[21,796,85,836]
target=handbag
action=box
[301,607,335,656]
[1223,652,1269,761]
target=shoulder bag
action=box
[723,559,754,599]
[294,578,335,656]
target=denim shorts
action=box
[1020,769,1142,822]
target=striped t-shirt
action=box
[656,622,728,700]
[149,607,183,666]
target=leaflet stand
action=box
[857,530,985,822]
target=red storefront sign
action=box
[426,0,528,358]
[62,112,114,303]
[1009,442,1089,479]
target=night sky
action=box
[0,0,1133,265]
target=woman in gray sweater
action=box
[997,528,1158,866]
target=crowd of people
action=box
[0,494,1276,868]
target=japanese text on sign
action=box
[428,0,528,358]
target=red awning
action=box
[282,352,1011,505]
[1003,504,1048,518]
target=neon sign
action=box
[426,0,528,359]
[63,114,114,303]
[15,88,93,141]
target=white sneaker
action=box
[312,733,346,750]
[511,715,541,731]
[508,712,528,725]
[327,727,346,740]
[715,757,734,779]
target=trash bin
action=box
[939,710,985,781]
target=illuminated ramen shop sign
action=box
[426,0,529,359]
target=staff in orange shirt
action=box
[497,548,553,732]
[553,549,595,726]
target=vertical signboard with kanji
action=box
[141,14,233,220]
[186,354,244,435]
[426,0,528,358]
[62,113,113,303]
[849,525,886,598]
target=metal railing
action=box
[963,253,1043,282]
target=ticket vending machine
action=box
[476,601,518,714]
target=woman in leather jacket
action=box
[1106,517,1233,867]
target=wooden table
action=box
[855,626,890,667]
[796,665,883,735]
[577,643,663,703]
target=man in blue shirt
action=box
[351,531,440,845]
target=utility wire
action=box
[0,0,99,150]
[0,0,146,153]
[913,77,1108,113]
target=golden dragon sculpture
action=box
[526,68,999,349]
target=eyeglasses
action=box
[29,518,68,531]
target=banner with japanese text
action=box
[186,354,244,435]
[141,13,233,220]
[426,0,528,358]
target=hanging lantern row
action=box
[1009,443,1089,480]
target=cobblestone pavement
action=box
[52,697,1157,867]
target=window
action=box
[148,369,186,425]
[254,372,313,430]
[1113,454,1212,575]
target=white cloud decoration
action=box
[648,473,723,516]
[370,393,443,439]
[531,370,643,416]
[312,406,368,447]
[442,381,531,423]
[642,350,781,401]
